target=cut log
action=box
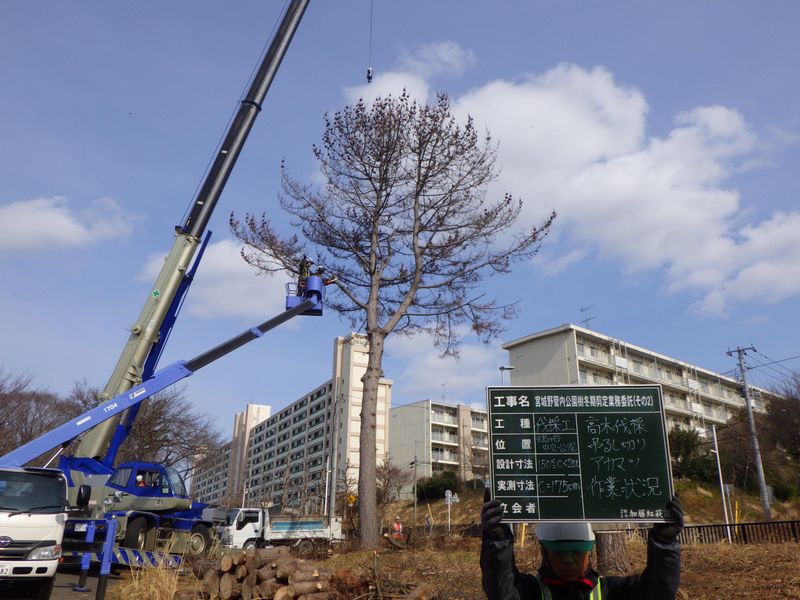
[233,551,248,566]
[236,563,249,581]
[257,565,277,582]
[288,569,326,584]
[220,554,235,573]
[290,580,330,595]
[204,569,221,598]
[220,572,243,600]
[273,585,293,600]
[276,558,314,580]
[191,558,218,578]
[255,546,291,566]
[241,578,254,600]
[246,554,258,574]
[259,579,283,599]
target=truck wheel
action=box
[243,539,259,551]
[31,577,55,600]
[123,517,155,551]
[296,539,315,557]
[188,524,211,556]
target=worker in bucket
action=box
[480,489,682,599]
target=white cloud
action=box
[0,196,135,253]
[397,41,476,79]
[344,53,798,316]
[138,239,287,319]
[693,211,800,315]
[448,66,791,315]
[533,248,587,276]
[386,329,505,406]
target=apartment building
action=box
[190,442,231,504]
[389,399,490,498]
[242,333,392,512]
[190,403,269,505]
[501,324,778,436]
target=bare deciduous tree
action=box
[0,371,222,474]
[376,456,413,513]
[230,91,555,548]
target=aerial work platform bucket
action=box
[286,275,324,316]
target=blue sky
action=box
[2,1,798,436]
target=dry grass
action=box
[324,537,800,600]
[103,529,800,599]
[107,564,184,600]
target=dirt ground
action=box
[325,536,800,600]
[78,534,800,599]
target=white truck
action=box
[216,508,344,555]
[0,468,89,600]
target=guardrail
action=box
[626,520,800,545]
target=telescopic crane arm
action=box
[0,282,322,469]
[74,0,310,464]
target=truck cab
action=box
[103,462,191,512]
[219,507,343,552]
[0,468,89,600]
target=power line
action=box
[751,350,800,378]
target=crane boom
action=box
[0,286,321,469]
[75,0,310,462]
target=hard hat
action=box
[536,522,595,552]
[136,475,144,482]
[395,516,401,520]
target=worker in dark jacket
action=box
[480,490,682,600]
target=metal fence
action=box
[626,520,800,545]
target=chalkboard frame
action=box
[487,384,674,523]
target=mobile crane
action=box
[1,1,316,588]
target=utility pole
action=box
[727,346,771,521]
[412,453,418,526]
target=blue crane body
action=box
[0,0,318,560]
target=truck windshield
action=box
[226,509,239,526]
[165,467,188,497]
[0,471,65,513]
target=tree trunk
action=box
[595,530,630,576]
[358,330,385,549]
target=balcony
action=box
[431,452,459,464]
[431,432,459,445]
[431,412,458,425]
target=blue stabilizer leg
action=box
[95,518,117,600]
[73,521,97,592]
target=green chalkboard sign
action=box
[487,385,673,522]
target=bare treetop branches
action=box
[231,91,555,354]
[230,90,555,549]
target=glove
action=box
[651,494,684,542]
[481,488,507,540]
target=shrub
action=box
[416,470,460,501]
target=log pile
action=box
[194,547,331,600]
